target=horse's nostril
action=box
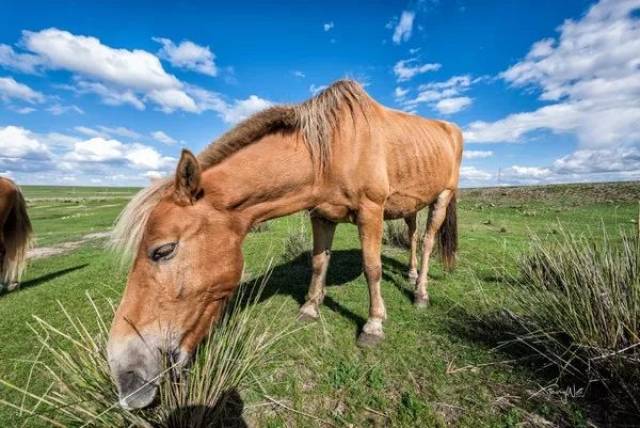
[116,369,158,409]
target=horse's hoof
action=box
[414,294,429,308]
[6,282,19,292]
[297,305,319,322]
[357,331,384,348]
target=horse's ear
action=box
[174,149,202,205]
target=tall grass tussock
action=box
[497,221,640,415]
[0,274,289,427]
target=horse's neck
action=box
[202,132,318,228]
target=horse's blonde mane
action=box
[110,79,371,258]
[1,178,33,284]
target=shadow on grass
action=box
[162,389,247,428]
[243,249,417,328]
[1,263,89,296]
[445,307,640,427]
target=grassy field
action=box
[0,182,638,427]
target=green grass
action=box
[1,182,638,426]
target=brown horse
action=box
[0,177,32,291]
[108,80,462,408]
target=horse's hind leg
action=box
[415,190,453,308]
[404,214,419,282]
[298,216,336,322]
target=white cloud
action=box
[125,143,175,170]
[0,126,50,159]
[292,70,306,78]
[152,130,177,145]
[74,125,140,139]
[64,137,174,171]
[503,165,552,179]
[323,22,334,32]
[466,0,640,147]
[394,87,409,99]
[98,126,141,139]
[0,76,44,103]
[463,150,493,159]
[392,11,415,44]
[218,95,272,124]
[187,86,272,124]
[20,28,198,112]
[0,44,42,73]
[46,103,83,115]
[14,107,35,114]
[553,146,640,174]
[147,87,198,113]
[24,29,180,91]
[401,75,474,114]
[393,58,441,82]
[435,96,472,114]
[460,166,493,181]
[154,37,217,76]
[0,124,177,185]
[73,80,146,110]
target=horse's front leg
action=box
[298,216,336,321]
[356,203,386,347]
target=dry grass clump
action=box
[501,222,640,414]
[281,217,310,262]
[382,215,427,250]
[0,275,289,427]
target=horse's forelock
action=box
[109,178,172,261]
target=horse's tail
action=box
[1,183,32,284]
[438,192,457,272]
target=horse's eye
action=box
[149,242,178,262]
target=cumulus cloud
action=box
[465,0,640,147]
[46,103,83,115]
[553,146,640,175]
[218,95,272,124]
[0,126,50,160]
[64,137,175,171]
[401,75,474,114]
[393,58,441,82]
[71,80,146,110]
[187,86,272,124]
[152,130,178,145]
[0,124,179,185]
[460,166,493,181]
[19,28,197,112]
[0,76,44,103]
[392,11,415,44]
[463,150,493,159]
[74,125,140,139]
[323,22,334,32]
[24,29,180,91]
[0,44,42,74]
[394,87,409,100]
[435,96,472,114]
[154,37,217,76]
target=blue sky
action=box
[1,0,639,187]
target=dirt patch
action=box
[28,232,111,260]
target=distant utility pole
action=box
[497,168,501,186]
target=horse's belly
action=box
[383,186,441,219]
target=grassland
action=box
[0,182,638,427]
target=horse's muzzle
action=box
[107,336,162,409]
